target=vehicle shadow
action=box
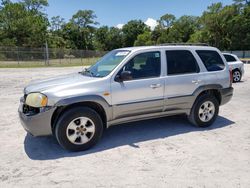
[24,115,235,160]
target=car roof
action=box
[117,45,218,52]
[222,52,235,56]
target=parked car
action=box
[223,53,244,82]
[19,45,234,151]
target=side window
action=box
[120,51,161,80]
[196,50,225,72]
[223,54,236,62]
[166,50,200,75]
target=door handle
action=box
[150,84,162,89]
[192,80,202,84]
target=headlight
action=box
[25,93,48,108]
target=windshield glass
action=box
[82,50,130,77]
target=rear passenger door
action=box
[164,50,203,109]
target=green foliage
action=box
[93,26,109,50]
[134,31,154,46]
[169,16,199,42]
[190,3,250,50]
[21,0,48,12]
[159,14,176,28]
[0,2,48,47]
[122,20,149,47]
[50,16,65,31]
[0,0,250,50]
[68,10,98,50]
[233,0,250,6]
[94,26,123,51]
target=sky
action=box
[45,0,233,28]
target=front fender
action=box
[55,95,113,121]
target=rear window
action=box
[196,50,225,72]
[223,54,236,62]
[166,50,200,75]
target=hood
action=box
[24,73,98,94]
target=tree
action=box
[122,20,149,47]
[107,27,123,50]
[50,16,65,31]
[228,4,250,50]
[168,16,199,43]
[0,2,49,47]
[71,10,98,28]
[159,14,176,28]
[193,3,241,49]
[151,14,176,44]
[94,26,123,51]
[21,0,48,12]
[134,31,154,46]
[233,0,250,6]
[1,0,11,7]
[70,10,99,49]
[94,26,109,50]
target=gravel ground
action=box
[0,66,249,188]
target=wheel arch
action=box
[51,95,112,133]
[193,84,223,105]
[233,68,241,73]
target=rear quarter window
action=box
[196,50,225,72]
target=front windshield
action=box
[82,50,130,77]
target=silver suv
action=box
[222,53,244,83]
[19,45,234,151]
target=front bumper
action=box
[220,87,234,106]
[241,66,245,77]
[18,102,56,136]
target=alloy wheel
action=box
[198,101,215,122]
[233,71,241,82]
[66,117,95,145]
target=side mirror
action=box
[115,71,132,82]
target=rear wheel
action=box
[188,94,219,127]
[55,107,103,152]
[233,70,242,82]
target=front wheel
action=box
[188,94,219,127]
[55,107,103,152]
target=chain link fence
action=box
[223,51,250,63]
[0,46,107,67]
[223,50,250,58]
[0,46,250,67]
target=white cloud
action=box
[116,18,158,30]
[116,24,124,29]
[144,18,158,30]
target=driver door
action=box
[111,51,165,119]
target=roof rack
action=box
[157,43,210,46]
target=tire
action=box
[233,69,242,83]
[55,107,103,152]
[188,94,219,127]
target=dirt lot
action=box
[0,66,249,188]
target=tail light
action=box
[229,68,233,87]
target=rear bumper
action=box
[18,102,55,136]
[220,87,234,105]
